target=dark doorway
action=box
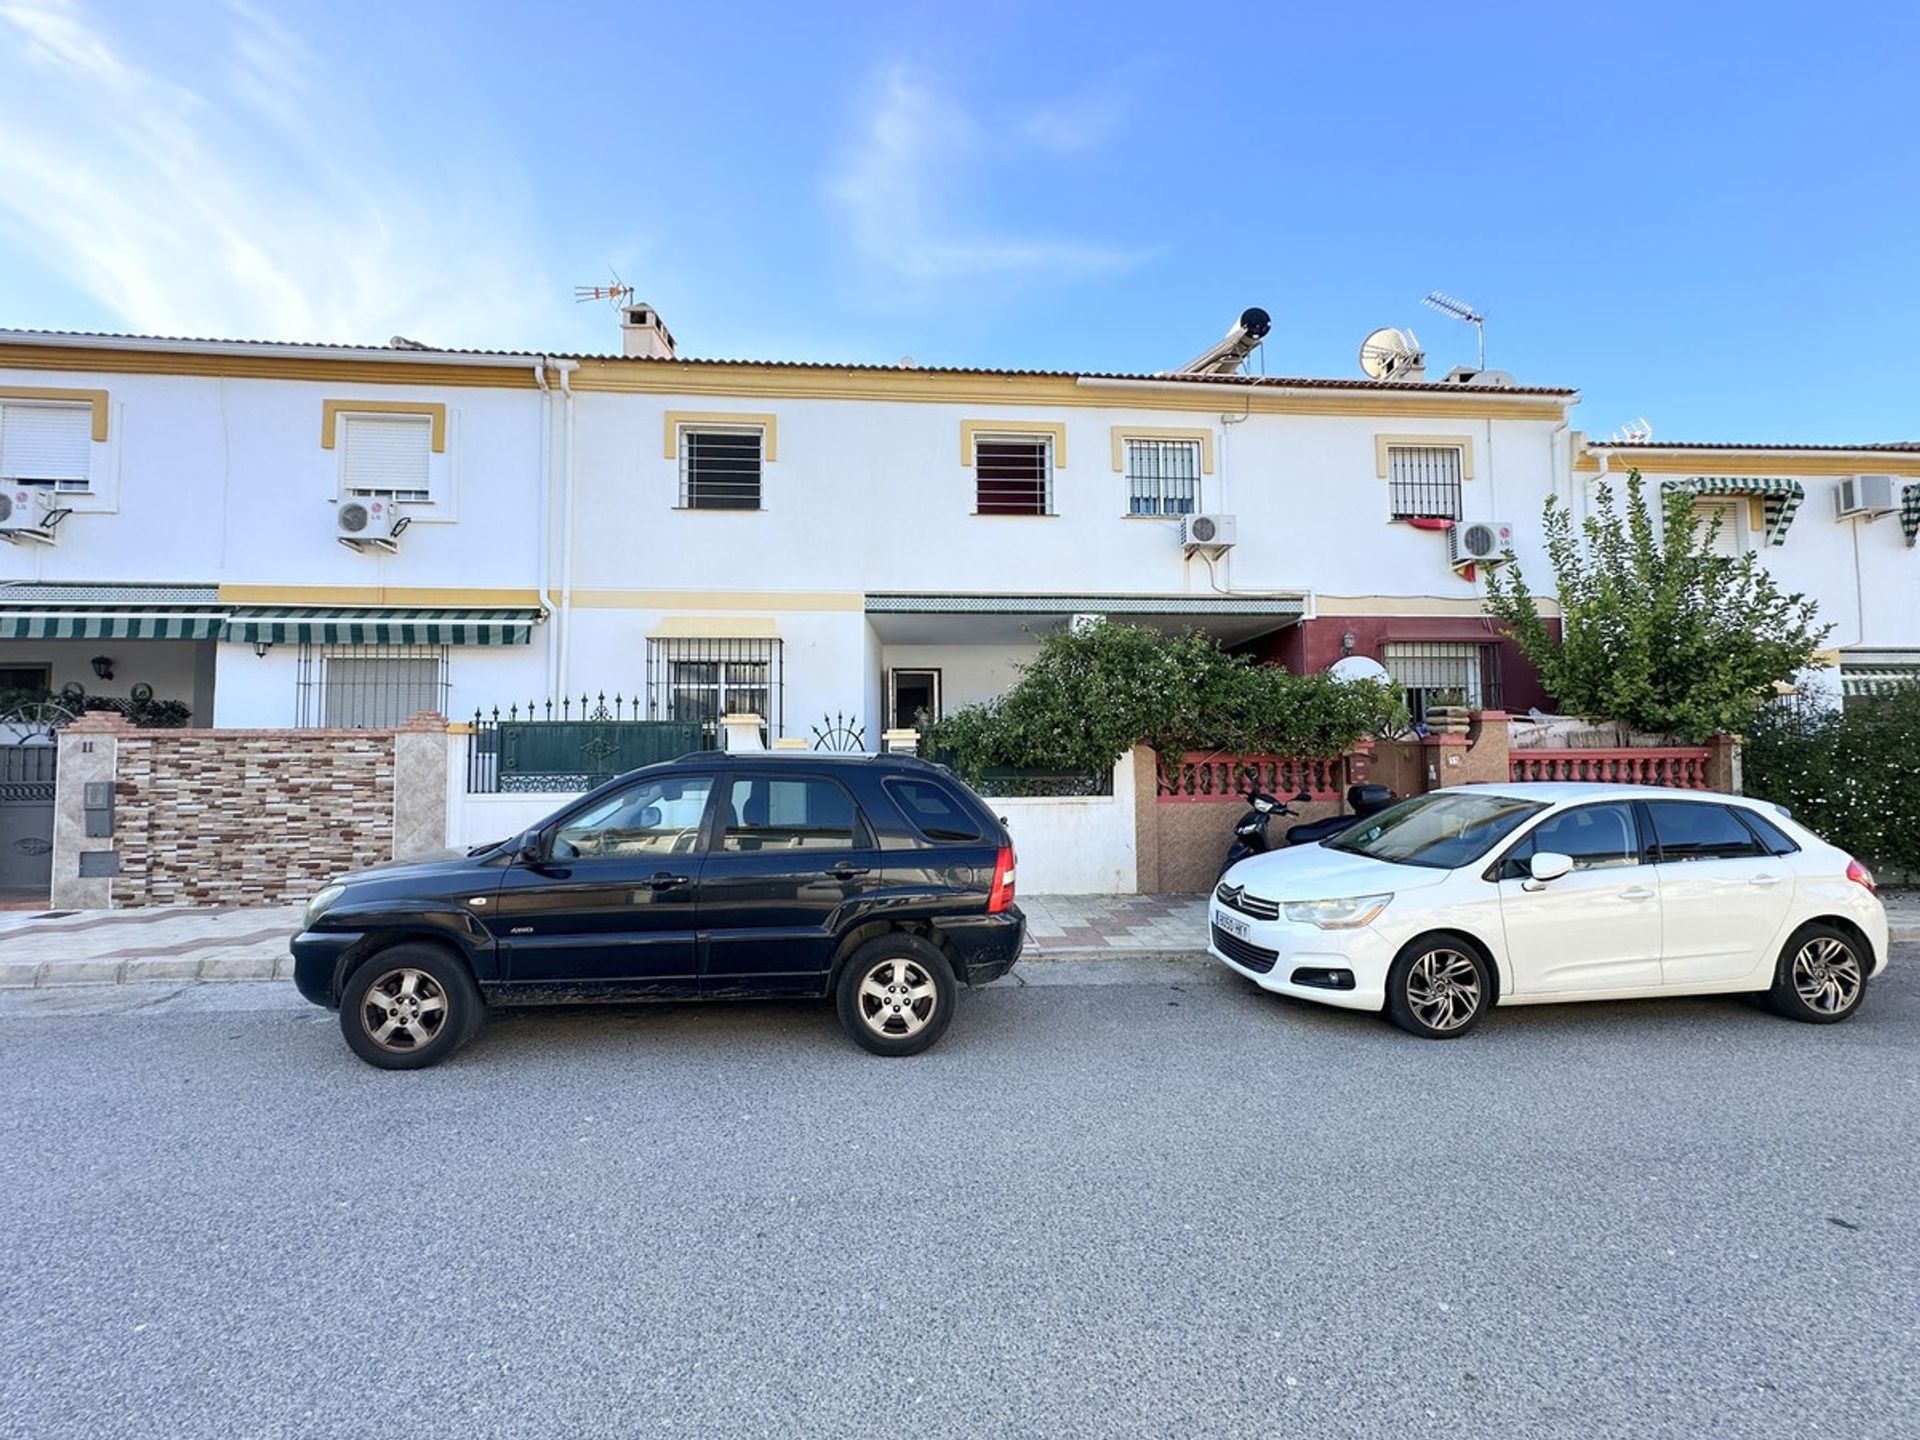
[888,669,941,731]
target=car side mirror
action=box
[517,830,547,864]
[1525,851,1575,888]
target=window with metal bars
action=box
[974,437,1052,516]
[1387,445,1464,520]
[646,637,784,745]
[0,402,92,493]
[297,645,450,728]
[679,428,764,510]
[341,413,434,504]
[1123,438,1200,516]
[1382,641,1502,720]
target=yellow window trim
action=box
[0,386,110,442]
[961,419,1067,468]
[321,400,447,452]
[1109,426,1214,474]
[664,411,779,461]
[1374,434,1475,481]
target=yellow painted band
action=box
[1577,450,1920,477]
[217,584,541,607]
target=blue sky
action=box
[2,0,1914,443]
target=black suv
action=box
[291,752,1022,1068]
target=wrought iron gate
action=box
[0,744,56,897]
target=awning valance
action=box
[1662,476,1804,548]
[224,607,540,646]
[1902,482,1920,549]
[0,609,227,640]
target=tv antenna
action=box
[1608,416,1655,444]
[1358,326,1425,381]
[574,269,634,311]
[1422,290,1485,369]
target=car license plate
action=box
[1216,911,1251,940]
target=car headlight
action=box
[1281,893,1392,929]
[304,884,347,927]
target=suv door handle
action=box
[827,864,871,880]
[1619,886,1655,902]
[647,872,691,890]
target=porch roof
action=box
[0,581,228,640]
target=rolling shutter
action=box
[342,414,432,500]
[0,403,91,483]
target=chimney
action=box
[620,302,676,359]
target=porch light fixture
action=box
[1341,632,1357,656]
[253,641,274,658]
[89,654,114,680]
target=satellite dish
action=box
[1328,655,1390,684]
[1358,327,1425,381]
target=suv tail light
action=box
[1846,858,1877,894]
[987,845,1016,914]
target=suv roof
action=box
[664,750,949,771]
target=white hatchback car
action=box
[1209,783,1888,1038]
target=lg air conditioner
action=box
[1180,513,1237,553]
[1449,519,1513,567]
[335,496,412,553]
[0,487,70,544]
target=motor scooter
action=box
[1217,781,1397,878]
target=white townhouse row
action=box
[1,307,1916,746]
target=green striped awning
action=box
[1662,476,1804,548]
[222,607,541,646]
[1902,482,1920,549]
[1841,649,1920,698]
[0,582,228,640]
[0,609,227,640]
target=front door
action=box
[1495,801,1663,993]
[492,773,715,992]
[1642,799,1796,987]
[699,771,882,995]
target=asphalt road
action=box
[2,952,1916,1440]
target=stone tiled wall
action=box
[53,712,448,909]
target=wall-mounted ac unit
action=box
[1449,519,1513,567]
[0,487,70,545]
[1836,474,1897,520]
[335,497,412,553]
[1180,513,1237,553]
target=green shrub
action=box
[923,622,1403,778]
[1741,687,1920,874]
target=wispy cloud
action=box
[0,0,553,347]
[825,63,1150,295]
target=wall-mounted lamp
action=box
[1340,632,1357,657]
[90,654,114,680]
[253,641,274,659]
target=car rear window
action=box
[1645,800,1765,862]
[1735,807,1801,856]
[885,778,983,843]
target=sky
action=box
[1,0,1915,444]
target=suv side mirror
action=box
[517,829,547,864]
[1526,851,1574,887]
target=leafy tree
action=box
[923,622,1402,777]
[1743,686,1920,874]
[1483,470,1828,742]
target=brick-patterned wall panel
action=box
[110,730,397,906]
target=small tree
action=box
[1484,470,1828,742]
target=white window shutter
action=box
[342,414,432,498]
[0,404,92,482]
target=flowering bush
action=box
[1742,687,1920,874]
[923,623,1403,778]
[1485,470,1829,742]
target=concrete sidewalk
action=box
[2,890,1914,990]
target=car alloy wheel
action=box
[359,966,451,1053]
[1404,946,1482,1033]
[1790,935,1862,1016]
[856,956,937,1039]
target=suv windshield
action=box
[1325,792,1545,870]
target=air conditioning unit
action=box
[1836,474,1897,520]
[1449,519,1513,567]
[335,496,412,553]
[1180,513,1237,553]
[0,486,70,545]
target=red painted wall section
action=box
[1263,616,1562,715]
